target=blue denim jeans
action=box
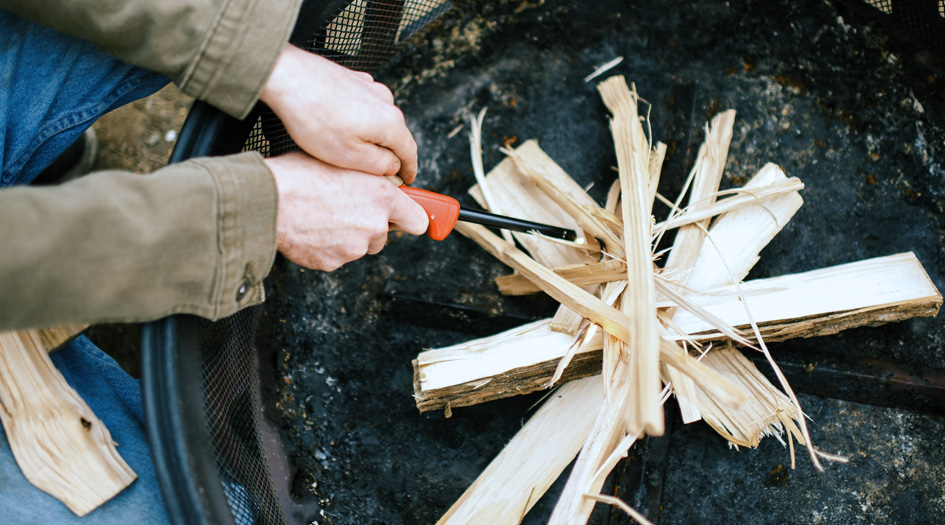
[0,9,171,523]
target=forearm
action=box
[0,0,301,118]
[0,152,278,331]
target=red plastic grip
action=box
[400,186,461,241]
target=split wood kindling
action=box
[548,76,664,524]
[417,75,941,524]
[660,108,735,423]
[414,251,940,411]
[0,326,135,516]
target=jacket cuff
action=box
[197,151,279,318]
[178,0,302,119]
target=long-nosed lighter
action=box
[400,186,579,242]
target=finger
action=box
[369,81,395,104]
[341,142,401,177]
[353,71,374,83]
[395,131,419,184]
[366,234,388,255]
[387,190,430,236]
[366,108,419,183]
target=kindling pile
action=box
[411,76,942,524]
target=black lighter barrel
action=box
[458,208,578,241]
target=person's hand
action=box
[260,44,418,183]
[266,152,429,271]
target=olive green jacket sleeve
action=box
[0,152,278,331]
[0,0,300,329]
[0,0,302,118]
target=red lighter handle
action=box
[400,186,461,241]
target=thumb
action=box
[388,190,430,236]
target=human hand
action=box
[260,44,419,183]
[266,152,429,271]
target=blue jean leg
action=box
[0,9,171,524]
[0,9,170,185]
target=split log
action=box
[412,318,603,412]
[0,329,136,516]
[37,324,87,352]
[661,108,735,423]
[453,221,745,407]
[437,376,604,525]
[661,108,736,282]
[469,150,594,335]
[503,139,624,259]
[667,251,943,339]
[414,251,941,412]
[682,344,804,448]
[495,260,627,295]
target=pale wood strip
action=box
[505,140,625,258]
[495,260,628,295]
[661,109,735,423]
[548,76,663,523]
[437,376,603,525]
[468,156,587,268]
[0,329,136,516]
[37,324,87,352]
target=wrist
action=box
[260,44,296,110]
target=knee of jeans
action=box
[0,13,169,186]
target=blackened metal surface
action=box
[660,394,945,523]
[263,0,945,523]
[746,350,945,416]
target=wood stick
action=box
[37,324,87,352]
[662,109,736,279]
[504,140,625,258]
[454,222,744,404]
[413,252,941,411]
[661,109,735,423]
[596,75,663,434]
[550,287,593,335]
[550,76,662,523]
[495,260,628,295]
[468,156,588,268]
[684,162,804,286]
[437,376,604,525]
[0,329,136,516]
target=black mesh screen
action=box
[199,306,284,525]
[847,0,945,53]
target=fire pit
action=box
[143,0,945,523]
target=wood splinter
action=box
[0,329,136,516]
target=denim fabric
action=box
[0,9,169,184]
[0,8,171,524]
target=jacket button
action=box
[236,279,251,301]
